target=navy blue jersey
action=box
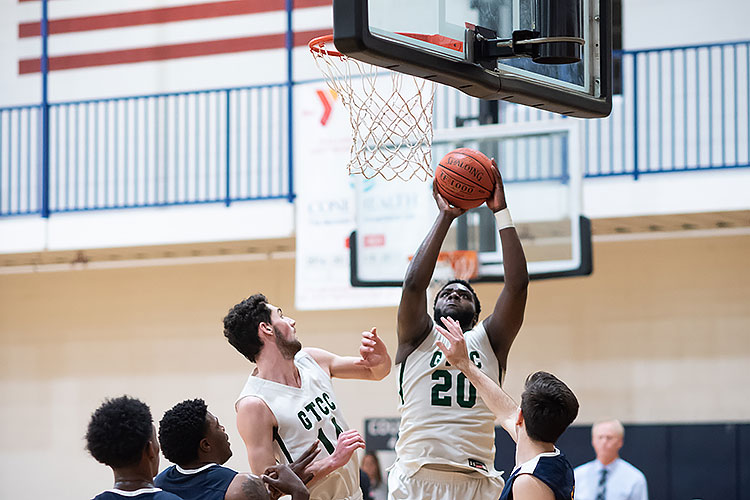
[499,449,574,500]
[154,464,237,500]
[93,488,183,500]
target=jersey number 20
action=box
[431,370,477,407]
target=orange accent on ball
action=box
[434,148,495,210]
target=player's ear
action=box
[515,407,524,427]
[259,322,273,336]
[199,437,211,453]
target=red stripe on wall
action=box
[19,0,332,37]
[19,1,282,38]
[18,28,330,74]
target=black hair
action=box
[85,395,153,468]
[223,293,271,362]
[158,399,208,466]
[520,371,579,444]
[433,278,481,325]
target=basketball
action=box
[434,148,495,210]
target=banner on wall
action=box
[2,0,332,103]
[293,81,402,310]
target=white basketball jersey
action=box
[394,321,504,478]
[235,350,361,500]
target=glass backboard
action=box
[333,0,612,118]
[349,121,592,286]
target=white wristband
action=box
[494,208,514,230]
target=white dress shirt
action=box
[573,457,648,500]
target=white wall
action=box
[623,0,750,49]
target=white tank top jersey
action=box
[235,350,361,500]
[394,320,504,478]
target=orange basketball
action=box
[434,148,495,210]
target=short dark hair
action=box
[158,399,208,466]
[223,293,271,362]
[434,279,481,319]
[520,371,579,444]
[86,395,153,468]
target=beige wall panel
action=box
[1,233,749,499]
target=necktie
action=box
[595,468,608,500]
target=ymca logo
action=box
[316,88,338,126]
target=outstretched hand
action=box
[433,181,466,219]
[354,328,389,369]
[435,316,472,371]
[329,429,366,469]
[485,158,508,213]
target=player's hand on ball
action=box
[432,180,466,218]
[485,158,508,213]
[436,316,471,371]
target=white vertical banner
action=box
[293,81,401,310]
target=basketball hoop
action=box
[308,35,435,182]
[435,250,480,282]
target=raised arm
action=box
[396,185,465,364]
[436,317,519,440]
[482,161,529,371]
[304,328,391,381]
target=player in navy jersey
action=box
[436,317,579,500]
[156,398,315,500]
[86,395,183,500]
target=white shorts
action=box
[387,463,504,500]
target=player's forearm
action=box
[402,213,453,291]
[460,362,518,422]
[498,227,529,291]
[365,353,392,380]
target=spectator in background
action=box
[574,420,648,500]
[361,453,387,500]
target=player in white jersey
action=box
[223,294,392,500]
[390,159,529,500]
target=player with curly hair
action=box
[224,293,391,500]
[85,395,182,500]
[155,398,314,500]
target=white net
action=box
[309,35,435,182]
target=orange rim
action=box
[308,34,343,57]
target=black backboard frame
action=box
[333,0,612,118]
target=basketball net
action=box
[309,35,435,182]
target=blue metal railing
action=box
[464,40,750,179]
[0,105,41,216]
[2,40,749,217]
[583,41,750,178]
